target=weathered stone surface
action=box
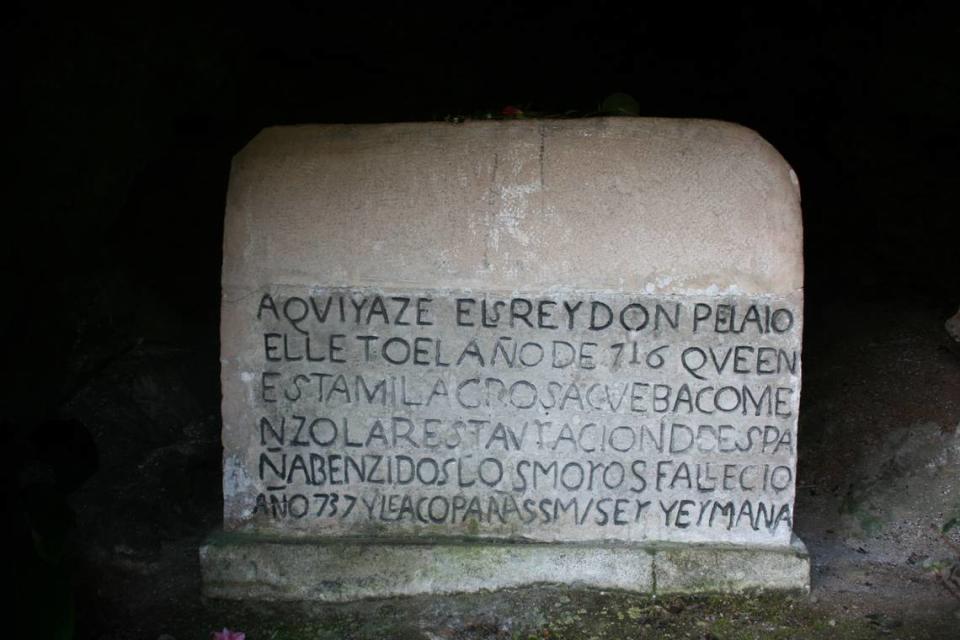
[653,535,810,594]
[200,534,809,601]
[210,118,808,598]
[223,287,801,546]
[223,119,802,295]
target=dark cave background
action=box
[7,2,960,638]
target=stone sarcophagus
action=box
[201,118,809,601]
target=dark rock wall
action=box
[7,3,960,637]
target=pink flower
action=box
[212,629,245,640]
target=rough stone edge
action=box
[199,534,809,602]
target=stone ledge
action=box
[199,535,809,602]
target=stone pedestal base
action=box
[200,534,810,602]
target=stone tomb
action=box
[201,118,810,601]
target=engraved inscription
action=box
[226,287,802,545]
